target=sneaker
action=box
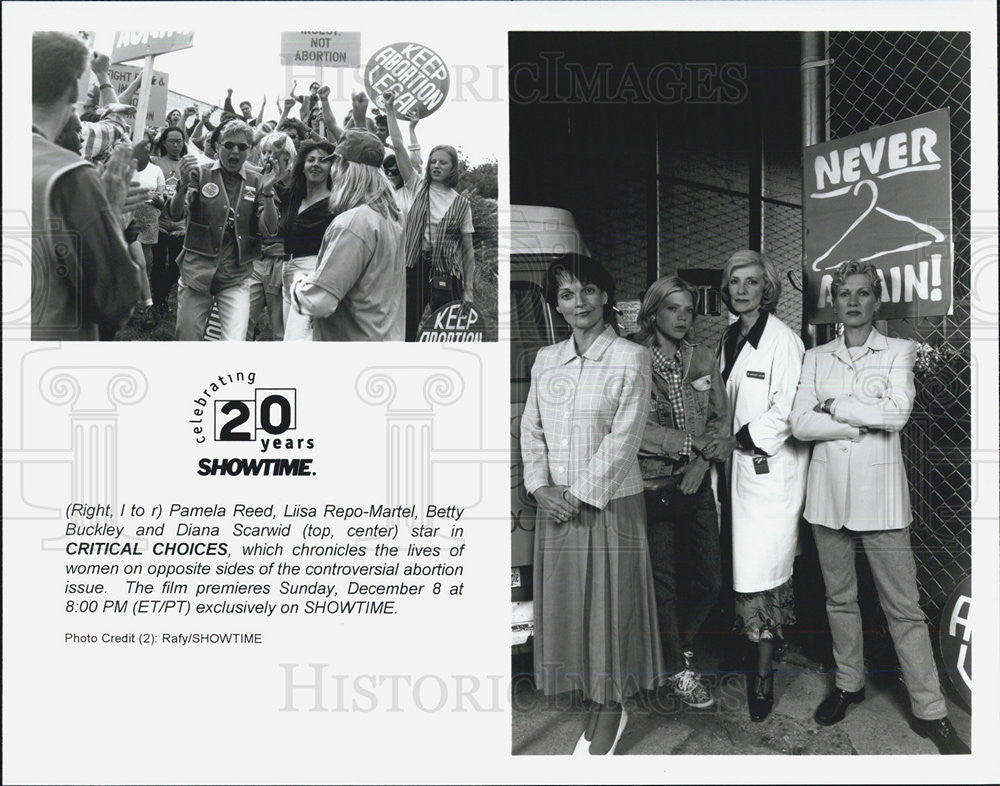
[137,306,157,330]
[668,669,715,708]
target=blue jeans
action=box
[813,524,946,720]
[644,473,722,675]
[175,280,250,341]
[282,254,317,341]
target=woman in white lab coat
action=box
[706,250,808,722]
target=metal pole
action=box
[800,32,826,348]
[132,54,155,143]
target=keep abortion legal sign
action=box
[802,108,953,323]
[364,42,450,120]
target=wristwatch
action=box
[821,398,833,414]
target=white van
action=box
[510,206,590,650]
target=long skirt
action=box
[533,492,665,704]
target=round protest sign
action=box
[364,42,450,120]
[417,301,485,343]
[938,574,971,709]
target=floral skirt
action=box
[733,577,795,642]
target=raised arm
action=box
[278,97,295,127]
[384,95,416,186]
[407,117,422,170]
[90,52,118,106]
[317,86,343,143]
[118,73,142,104]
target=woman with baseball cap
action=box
[290,130,404,341]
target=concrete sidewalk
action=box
[512,640,971,755]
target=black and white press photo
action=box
[510,29,980,757]
[27,30,498,343]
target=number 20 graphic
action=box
[214,389,297,441]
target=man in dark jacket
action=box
[31,31,141,340]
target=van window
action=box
[511,281,571,382]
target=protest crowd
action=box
[30,31,497,342]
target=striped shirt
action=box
[80,120,129,163]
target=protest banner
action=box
[280,32,361,67]
[417,302,484,342]
[803,108,953,323]
[106,63,169,127]
[364,42,450,119]
[111,31,194,63]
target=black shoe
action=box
[910,717,970,755]
[814,687,865,726]
[747,671,775,722]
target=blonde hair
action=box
[260,131,296,170]
[637,275,699,339]
[831,259,882,300]
[719,249,782,314]
[328,158,401,223]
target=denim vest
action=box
[181,163,262,263]
[639,340,729,480]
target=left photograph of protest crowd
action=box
[29,30,499,342]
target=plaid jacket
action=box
[521,325,651,509]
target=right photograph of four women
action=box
[510,30,973,756]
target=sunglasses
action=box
[221,141,250,152]
[383,166,400,176]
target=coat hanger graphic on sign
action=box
[810,178,946,273]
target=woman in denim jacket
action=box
[634,275,730,709]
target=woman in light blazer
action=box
[790,260,968,755]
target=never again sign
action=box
[802,108,953,323]
[364,42,450,120]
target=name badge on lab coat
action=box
[746,370,765,380]
[752,455,770,474]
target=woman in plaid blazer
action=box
[521,257,663,756]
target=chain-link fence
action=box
[656,133,803,350]
[827,31,972,616]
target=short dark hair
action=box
[33,32,88,107]
[277,118,309,141]
[544,256,617,323]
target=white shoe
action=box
[605,707,628,755]
[572,727,590,755]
